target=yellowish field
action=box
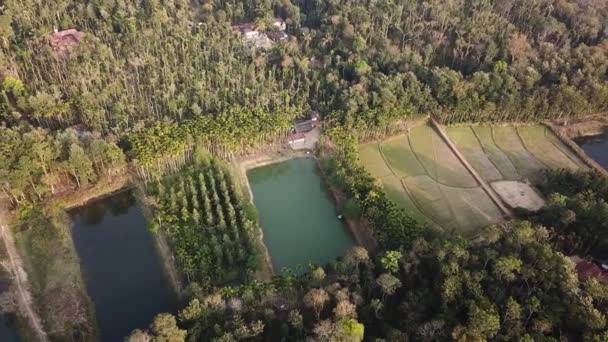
[359,125,503,235]
[360,123,586,237]
[448,125,585,183]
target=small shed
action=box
[570,256,608,283]
[272,18,287,31]
[268,31,288,43]
[49,29,85,57]
[288,133,306,145]
[294,121,314,134]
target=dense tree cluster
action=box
[128,107,297,179]
[1,0,607,204]
[0,124,125,206]
[531,169,608,258]
[147,158,260,286]
[1,0,607,136]
[132,221,608,341]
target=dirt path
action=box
[0,208,48,342]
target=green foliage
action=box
[340,319,364,341]
[323,125,426,249]
[148,160,259,286]
[0,124,125,206]
[380,250,401,274]
[534,169,608,258]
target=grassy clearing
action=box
[14,206,95,340]
[516,126,582,170]
[447,127,503,182]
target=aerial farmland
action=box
[359,123,587,236]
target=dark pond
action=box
[575,131,608,168]
[0,313,20,342]
[71,190,176,342]
[248,158,355,272]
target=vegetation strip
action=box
[430,118,513,218]
[0,209,47,342]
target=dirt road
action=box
[0,208,48,341]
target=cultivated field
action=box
[359,124,586,237]
[447,125,585,183]
[359,125,504,236]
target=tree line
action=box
[130,220,607,341]
[0,123,125,206]
[1,0,606,136]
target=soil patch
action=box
[491,181,545,211]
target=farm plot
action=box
[516,126,584,171]
[448,125,585,184]
[359,125,504,236]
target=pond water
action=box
[71,190,176,342]
[247,158,355,272]
[0,314,20,342]
[575,131,608,168]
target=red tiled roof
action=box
[571,256,608,283]
[49,29,85,47]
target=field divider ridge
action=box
[430,118,514,219]
[543,122,608,176]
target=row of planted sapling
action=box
[145,158,260,287]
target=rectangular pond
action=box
[247,158,355,272]
[71,190,176,341]
[0,314,20,342]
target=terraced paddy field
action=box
[359,125,504,236]
[359,124,587,237]
[447,125,585,183]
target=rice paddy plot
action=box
[516,126,583,171]
[358,125,505,236]
[359,143,392,178]
[471,127,520,180]
[379,175,436,227]
[492,126,546,182]
[408,125,478,188]
[403,175,457,231]
[447,127,503,182]
[379,135,427,178]
[439,185,503,236]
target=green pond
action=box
[71,190,177,341]
[247,158,355,272]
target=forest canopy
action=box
[1,0,607,135]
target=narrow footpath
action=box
[0,208,48,342]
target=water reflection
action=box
[575,131,608,168]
